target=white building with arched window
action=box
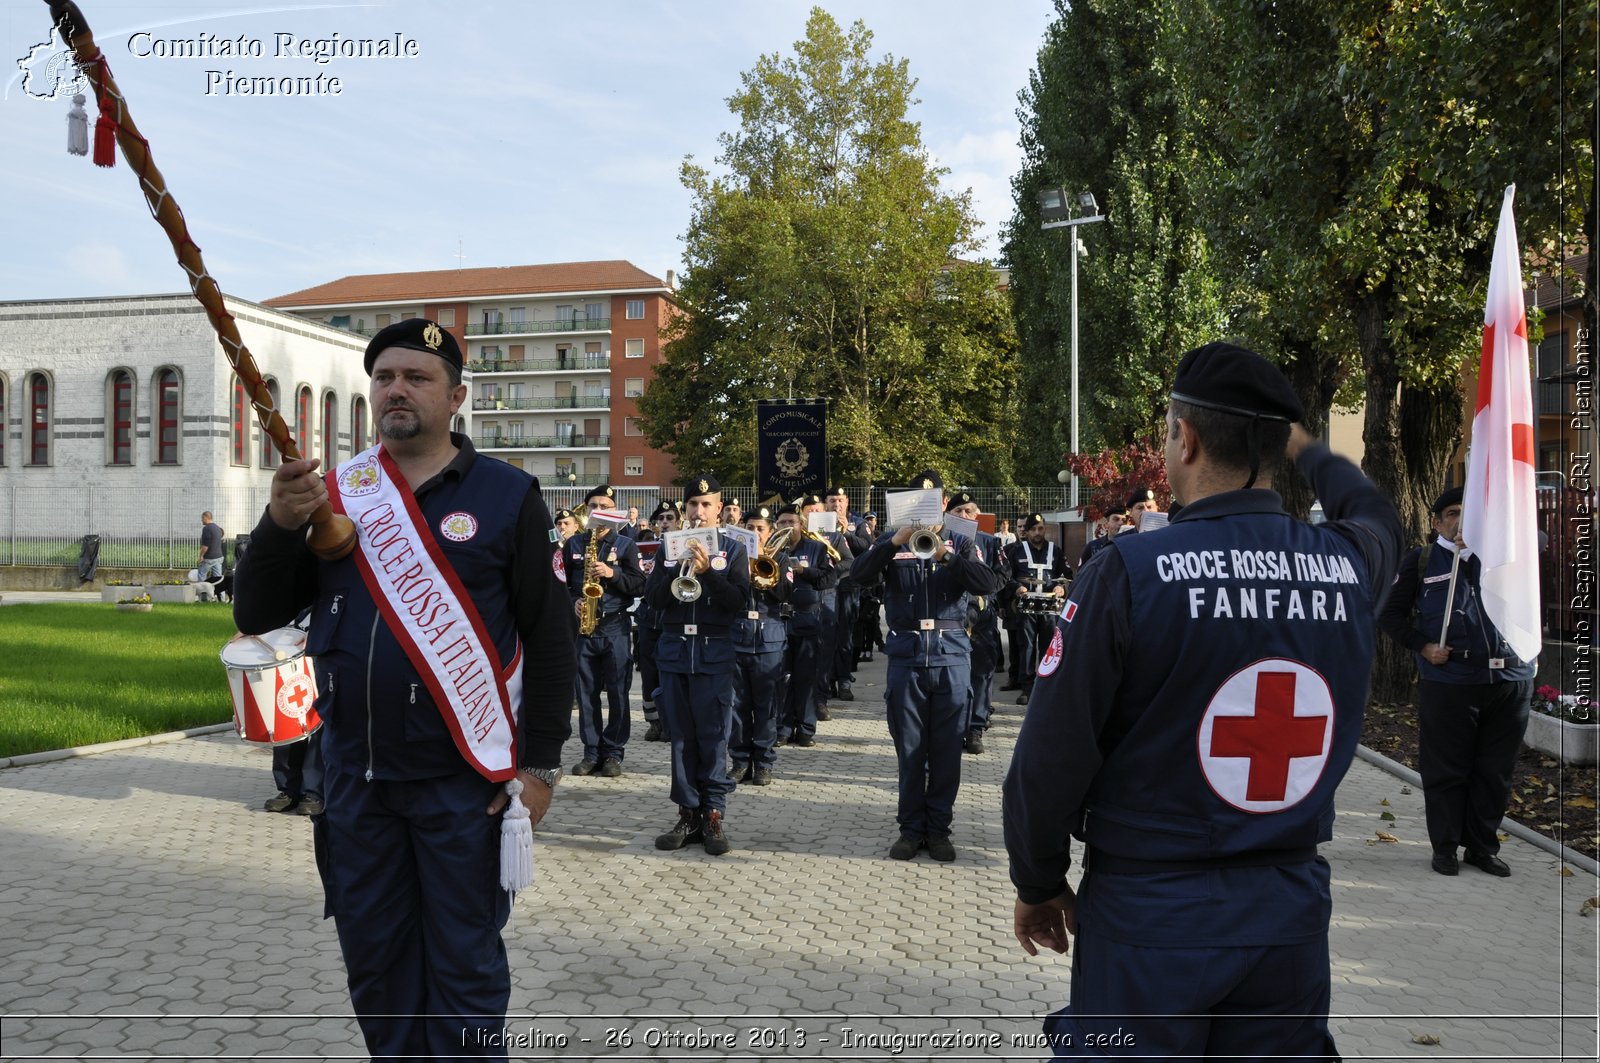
[0,293,369,566]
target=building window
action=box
[585,302,603,323]
[109,369,134,465]
[436,308,456,327]
[625,378,644,398]
[625,299,645,320]
[329,314,351,329]
[351,396,368,452]
[582,456,602,477]
[228,380,247,466]
[453,415,466,435]
[322,390,338,468]
[624,456,644,477]
[260,379,281,468]
[294,385,313,458]
[155,368,180,465]
[1536,333,1566,417]
[27,371,51,466]
[624,417,643,436]
[556,304,575,327]
[624,338,645,359]
[401,312,416,321]
[376,313,391,329]
[510,307,526,325]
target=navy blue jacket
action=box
[1377,540,1536,684]
[643,535,751,675]
[563,527,645,623]
[233,438,577,780]
[1003,445,1401,943]
[851,531,1004,666]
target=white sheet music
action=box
[885,487,943,528]
[662,527,719,563]
[1139,511,1169,533]
[807,511,839,534]
[586,508,633,533]
[718,524,759,558]
[941,512,978,542]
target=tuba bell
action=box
[751,526,795,591]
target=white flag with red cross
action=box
[1460,186,1541,662]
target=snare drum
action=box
[219,628,322,746]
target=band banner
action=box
[757,399,827,500]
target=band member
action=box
[728,506,795,786]
[854,511,885,664]
[637,501,680,742]
[852,470,1002,861]
[797,492,855,713]
[233,318,575,1059]
[581,483,638,541]
[565,495,645,778]
[774,503,840,746]
[1078,501,1127,569]
[1004,514,1070,706]
[824,485,872,702]
[645,476,750,855]
[553,508,580,545]
[946,490,1006,754]
[721,498,744,528]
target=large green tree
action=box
[639,8,1018,490]
[1004,0,1229,484]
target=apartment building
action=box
[264,260,679,490]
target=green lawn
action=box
[0,603,241,758]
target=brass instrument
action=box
[578,526,610,635]
[571,502,591,532]
[909,526,941,561]
[799,527,843,562]
[670,518,703,603]
[751,527,796,591]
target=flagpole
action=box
[1437,545,1463,647]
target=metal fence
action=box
[0,484,1074,569]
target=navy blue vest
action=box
[303,456,532,781]
[1410,543,1536,684]
[1082,508,1378,864]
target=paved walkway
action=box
[0,631,1596,1060]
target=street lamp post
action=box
[1038,188,1106,514]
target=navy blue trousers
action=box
[967,619,1000,735]
[658,669,736,813]
[730,647,785,770]
[884,660,970,836]
[780,630,822,739]
[1045,920,1336,1059]
[830,586,860,686]
[315,766,511,1060]
[574,617,632,762]
[636,623,663,726]
[272,732,323,799]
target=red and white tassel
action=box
[92,92,116,168]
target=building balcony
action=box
[466,317,610,337]
[472,395,610,411]
[473,435,611,450]
[467,356,610,373]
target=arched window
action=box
[154,368,180,465]
[260,378,281,469]
[231,380,248,466]
[350,396,368,453]
[322,390,338,468]
[27,372,51,466]
[108,369,134,465]
[453,415,466,436]
[295,385,313,458]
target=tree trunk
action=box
[1276,336,1345,520]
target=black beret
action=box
[585,484,616,503]
[1170,342,1304,423]
[864,511,878,520]
[553,508,574,521]
[824,485,850,499]
[776,503,799,517]
[945,490,976,512]
[683,474,722,505]
[796,493,823,508]
[748,506,774,522]
[649,502,677,521]
[1125,487,1156,510]
[363,319,463,375]
[1024,512,1046,529]
[1432,486,1463,514]
[909,469,943,490]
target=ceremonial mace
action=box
[44,0,357,561]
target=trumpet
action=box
[909,526,942,561]
[751,527,796,590]
[670,517,703,602]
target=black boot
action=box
[654,807,702,850]
[702,809,732,856]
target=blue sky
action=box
[1,0,1057,303]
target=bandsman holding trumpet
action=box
[852,470,1003,862]
[945,490,1008,755]
[564,488,645,778]
[644,475,750,855]
[728,506,796,786]
[553,508,580,545]
[773,502,841,747]
[635,500,681,742]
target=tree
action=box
[639,8,1019,489]
[1004,0,1229,484]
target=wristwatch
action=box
[520,766,563,788]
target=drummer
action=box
[266,739,322,815]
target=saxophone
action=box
[578,527,609,635]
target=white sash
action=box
[329,444,521,782]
